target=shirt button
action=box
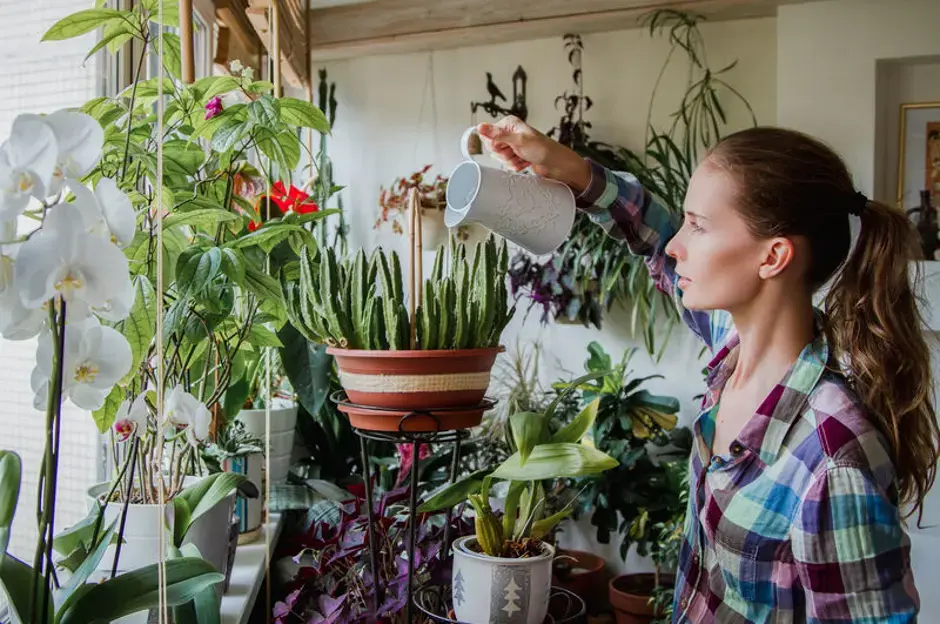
[730,441,744,455]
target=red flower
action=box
[248,181,318,231]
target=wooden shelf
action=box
[306,0,825,61]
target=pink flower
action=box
[396,443,432,487]
[113,419,135,442]
[204,96,223,120]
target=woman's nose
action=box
[665,235,683,261]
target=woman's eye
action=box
[687,221,704,233]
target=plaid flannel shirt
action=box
[576,160,920,623]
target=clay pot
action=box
[328,347,502,431]
[609,573,673,624]
[552,549,609,612]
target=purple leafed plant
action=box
[273,487,472,623]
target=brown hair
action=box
[708,126,938,521]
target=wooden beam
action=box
[217,0,263,59]
[179,0,195,83]
[308,0,822,61]
[247,0,309,88]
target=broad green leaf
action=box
[248,95,281,128]
[56,557,223,624]
[145,0,181,26]
[491,443,618,481]
[277,327,329,420]
[177,247,222,294]
[544,370,608,419]
[52,502,103,558]
[634,389,680,414]
[283,208,341,226]
[0,554,49,624]
[194,76,239,102]
[160,32,183,80]
[222,376,250,420]
[585,340,612,374]
[92,385,124,433]
[211,116,247,153]
[117,275,156,386]
[0,451,21,560]
[244,265,282,303]
[305,479,354,502]
[84,16,137,62]
[550,398,600,444]
[151,184,175,215]
[190,103,246,143]
[502,480,526,538]
[417,469,491,513]
[122,76,176,99]
[164,209,238,230]
[509,411,546,465]
[42,8,124,41]
[531,506,573,540]
[279,98,330,134]
[58,519,118,605]
[172,497,192,549]
[247,323,283,347]
[275,130,301,170]
[246,80,275,95]
[226,223,304,251]
[220,248,245,284]
[174,473,246,545]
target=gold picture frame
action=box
[897,101,940,212]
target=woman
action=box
[477,117,937,623]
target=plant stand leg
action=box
[407,439,420,624]
[359,435,382,615]
[442,435,462,560]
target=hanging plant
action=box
[511,12,757,358]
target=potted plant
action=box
[419,385,618,624]
[203,419,265,544]
[550,342,692,622]
[283,234,515,432]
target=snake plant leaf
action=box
[491,443,618,481]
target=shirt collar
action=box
[703,319,830,465]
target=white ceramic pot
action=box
[420,207,448,249]
[86,483,174,577]
[181,475,236,585]
[451,535,554,624]
[237,403,298,484]
[222,452,263,537]
[445,127,575,256]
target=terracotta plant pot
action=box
[328,347,502,430]
[552,549,609,612]
[609,573,674,624]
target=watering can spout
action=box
[444,127,576,256]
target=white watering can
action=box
[444,127,576,255]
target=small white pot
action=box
[420,207,448,249]
[222,452,263,538]
[451,535,554,624]
[86,483,174,577]
[237,404,298,484]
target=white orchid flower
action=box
[164,384,211,446]
[0,286,45,340]
[65,178,136,248]
[31,318,132,411]
[14,202,130,309]
[93,275,135,323]
[114,393,149,441]
[0,115,57,219]
[43,110,103,196]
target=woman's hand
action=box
[476,116,592,194]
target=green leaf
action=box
[0,451,21,560]
[246,80,275,95]
[59,519,118,604]
[160,32,183,80]
[502,480,526,538]
[417,469,492,513]
[491,443,618,481]
[278,327,329,419]
[122,76,175,99]
[42,8,124,41]
[550,398,599,444]
[247,324,283,347]
[220,248,245,284]
[164,209,238,230]
[172,497,192,550]
[211,116,246,153]
[0,555,49,624]
[56,557,223,624]
[248,95,281,128]
[174,473,247,546]
[117,275,155,386]
[244,265,282,303]
[52,502,103,560]
[634,389,680,414]
[544,370,608,420]
[177,247,222,294]
[222,377,250,420]
[194,76,240,102]
[509,411,546,465]
[226,223,304,251]
[145,0,181,26]
[283,208,341,226]
[531,507,573,540]
[84,17,136,62]
[92,385,124,434]
[279,98,331,134]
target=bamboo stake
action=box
[179,0,195,84]
[408,188,423,349]
[272,0,281,97]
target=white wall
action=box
[313,17,777,573]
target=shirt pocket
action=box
[713,534,760,602]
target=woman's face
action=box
[664,162,785,311]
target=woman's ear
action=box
[758,237,796,280]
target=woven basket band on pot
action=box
[338,370,491,393]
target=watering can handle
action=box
[460,126,532,174]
